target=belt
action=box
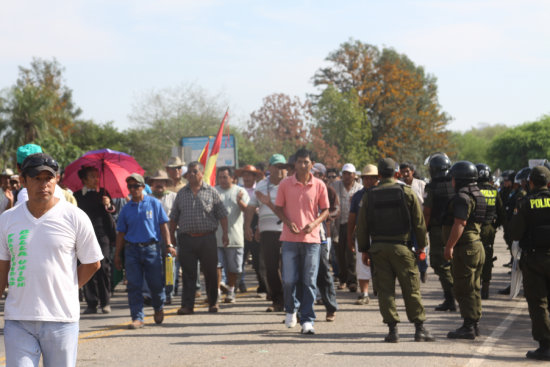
[183,232,214,238]
[127,240,157,247]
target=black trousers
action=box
[336,224,357,286]
[179,233,218,309]
[84,235,111,308]
[259,231,283,306]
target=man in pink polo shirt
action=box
[274,148,330,335]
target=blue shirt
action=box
[350,188,367,224]
[116,195,169,243]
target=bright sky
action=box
[1,0,548,132]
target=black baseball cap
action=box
[21,153,59,178]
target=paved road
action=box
[0,232,538,366]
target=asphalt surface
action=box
[0,231,540,366]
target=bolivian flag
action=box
[203,110,228,186]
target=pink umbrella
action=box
[63,149,145,198]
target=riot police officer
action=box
[511,166,550,361]
[475,163,506,299]
[499,167,531,295]
[443,161,487,339]
[424,153,456,311]
[357,158,434,343]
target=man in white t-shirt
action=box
[245,154,288,312]
[215,167,249,303]
[0,153,103,367]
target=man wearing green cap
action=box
[356,158,434,343]
[245,153,288,312]
[511,165,550,361]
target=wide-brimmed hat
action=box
[165,156,184,168]
[236,164,260,177]
[1,168,14,177]
[149,169,171,182]
[361,164,378,177]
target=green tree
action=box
[449,124,509,168]
[312,39,451,164]
[0,58,81,166]
[126,84,232,173]
[487,115,550,170]
[312,85,375,168]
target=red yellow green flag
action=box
[203,109,228,186]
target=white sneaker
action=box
[285,312,297,328]
[301,322,315,334]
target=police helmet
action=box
[450,161,478,181]
[514,167,531,184]
[501,169,516,182]
[475,163,491,183]
[428,153,451,179]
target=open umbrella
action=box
[63,149,145,198]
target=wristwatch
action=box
[167,244,175,249]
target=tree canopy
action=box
[312,39,451,165]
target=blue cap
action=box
[17,144,43,164]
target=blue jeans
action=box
[281,242,320,324]
[4,320,79,367]
[125,243,165,321]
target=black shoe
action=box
[447,320,476,340]
[83,307,97,314]
[435,290,456,311]
[414,323,435,342]
[384,323,399,343]
[474,322,480,337]
[526,346,550,361]
[348,283,358,293]
[498,285,511,295]
[435,299,456,311]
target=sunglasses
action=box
[127,184,143,189]
[327,175,337,179]
[21,155,59,172]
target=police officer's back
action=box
[442,161,487,340]
[424,153,456,311]
[357,158,434,343]
[511,166,550,361]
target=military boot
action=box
[414,322,435,342]
[435,290,456,311]
[447,318,476,339]
[384,323,399,343]
[526,341,550,361]
[481,281,490,300]
[474,320,480,337]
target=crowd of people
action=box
[1,142,550,365]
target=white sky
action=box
[0,0,548,132]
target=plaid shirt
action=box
[170,181,227,234]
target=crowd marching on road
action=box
[1,142,550,366]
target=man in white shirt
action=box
[245,154,288,312]
[0,153,102,367]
